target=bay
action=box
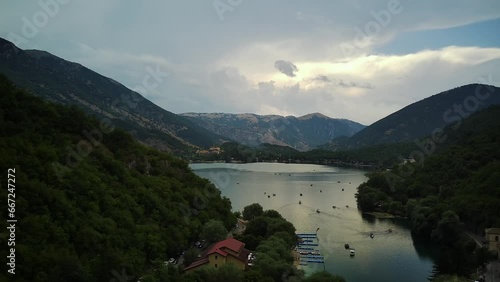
[190,162,437,282]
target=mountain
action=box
[0,37,221,153]
[355,105,500,275]
[181,112,365,151]
[0,75,236,281]
[323,84,500,150]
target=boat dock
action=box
[297,247,315,250]
[300,255,324,259]
[295,231,324,267]
[298,243,319,246]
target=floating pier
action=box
[296,231,324,267]
[297,247,314,250]
[304,260,324,263]
[298,243,319,246]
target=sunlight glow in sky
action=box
[1,0,499,124]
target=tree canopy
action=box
[242,203,264,220]
[201,219,228,244]
[355,105,500,277]
[0,75,236,281]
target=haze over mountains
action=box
[0,37,365,152]
[181,112,365,151]
[324,84,500,150]
[1,37,500,154]
[0,37,222,152]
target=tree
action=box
[432,274,469,282]
[201,219,228,244]
[244,216,269,238]
[243,203,264,220]
[252,253,290,282]
[304,271,346,282]
[183,248,199,267]
[236,234,262,251]
[233,211,242,219]
[243,270,273,282]
[215,264,244,282]
[431,210,462,243]
[262,210,283,219]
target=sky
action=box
[1,0,500,125]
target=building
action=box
[184,238,253,273]
[485,228,500,258]
[209,147,221,154]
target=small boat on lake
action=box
[350,250,355,256]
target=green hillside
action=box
[0,37,222,153]
[325,84,500,149]
[355,105,500,276]
[0,75,235,281]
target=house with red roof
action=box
[184,238,253,273]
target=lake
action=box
[190,162,437,282]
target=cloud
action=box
[4,1,499,126]
[257,80,276,96]
[314,75,331,82]
[311,75,372,89]
[337,79,373,89]
[274,60,299,77]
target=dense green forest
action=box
[192,141,418,168]
[355,105,500,277]
[154,203,345,282]
[0,76,347,281]
[0,75,236,281]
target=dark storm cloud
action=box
[274,60,299,77]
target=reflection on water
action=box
[190,162,437,282]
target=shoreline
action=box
[364,212,406,219]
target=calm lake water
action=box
[190,162,437,282]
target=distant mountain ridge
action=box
[0,37,222,152]
[181,112,365,151]
[322,84,500,150]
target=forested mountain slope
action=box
[0,75,235,281]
